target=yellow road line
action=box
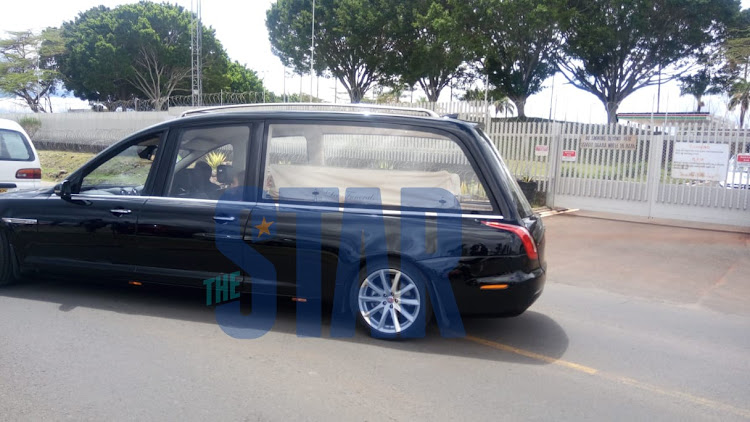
[464,335,750,419]
[465,335,598,375]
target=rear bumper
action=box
[0,180,40,192]
[452,266,546,317]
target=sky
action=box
[1,0,750,123]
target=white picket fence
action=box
[484,120,750,226]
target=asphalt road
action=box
[0,214,748,421]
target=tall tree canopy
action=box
[559,0,740,124]
[678,67,723,113]
[224,61,265,93]
[455,0,565,119]
[59,1,231,110]
[387,0,471,102]
[0,28,65,113]
[267,0,399,103]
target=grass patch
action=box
[37,150,96,182]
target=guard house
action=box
[616,112,732,131]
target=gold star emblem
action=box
[254,217,274,238]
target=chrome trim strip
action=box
[2,217,37,225]
[262,202,503,220]
[90,195,504,220]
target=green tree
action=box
[493,97,515,118]
[267,0,399,103]
[459,0,565,119]
[679,68,722,112]
[459,88,486,102]
[224,61,265,93]
[728,80,750,127]
[388,1,471,102]
[60,1,230,110]
[559,0,740,124]
[0,28,65,113]
[721,10,750,83]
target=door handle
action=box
[213,215,236,222]
[110,208,132,216]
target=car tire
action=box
[351,261,432,339]
[0,231,19,286]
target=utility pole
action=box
[310,0,315,100]
[484,71,490,127]
[548,73,556,121]
[190,0,202,107]
[656,64,662,113]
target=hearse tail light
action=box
[15,168,41,179]
[480,221,538,260]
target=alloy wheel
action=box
[357,268,421,335]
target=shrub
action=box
[17,116,42,139]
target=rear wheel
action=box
[0,231,19,286]
[353,264,431,339]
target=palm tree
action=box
[493,97,515,118]
[728,81,750,128]
[679,68,720,113]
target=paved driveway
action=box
[545,213,750,315]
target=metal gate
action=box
[486,121,750,227]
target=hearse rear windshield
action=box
[475,128,534,218]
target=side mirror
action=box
[57,179,72,201]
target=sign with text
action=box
[534,145,549,157]
[561,150,577,162]
[672,142,730,181]
[737,153,750,165]
[580,134,637,150]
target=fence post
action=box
[645,132,665,219]
[484,100,491,129]
[546,122,563,208]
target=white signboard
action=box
[534,145,549,157]
[672,143,730,182]
[580,134,637,150]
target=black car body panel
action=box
[0,110,546,319]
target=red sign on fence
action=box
[737,153,750,164]
[562,150,577,162]
[535,145,549,157]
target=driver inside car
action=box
[191,161,221,198]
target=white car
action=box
[0,118,41,193]
[721,154,750,189]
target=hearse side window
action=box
[165,125,250,200]
[262,123,493,212]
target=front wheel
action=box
[353,265,431,339]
